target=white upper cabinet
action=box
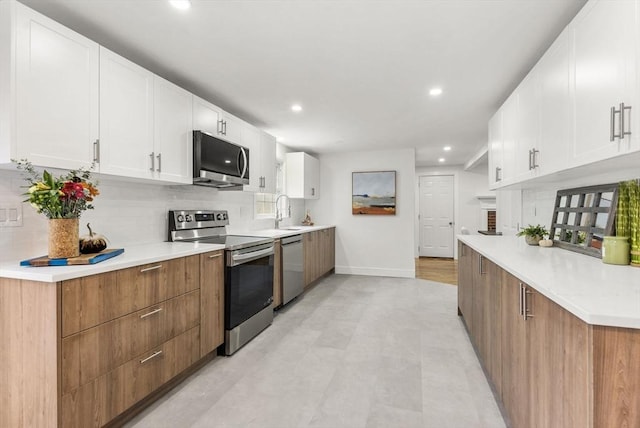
[240,123,262,192]
[489,0,640,189]
[99,47,154,179]
[513,70,540,181]
[537,28,571,176]
[286,152,320,199]
[242,125,277,193]
[500,92,519,185]
[488,110,503,190]
[219,111,244,146]
[570,0,639,166]
[100,48,192,184]
[153,76,193,184]
[259,132,277,194]
[10,2,99,169]
[193,95,221,136]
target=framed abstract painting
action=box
[352,171,396,215]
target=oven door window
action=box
[225,255,274,329]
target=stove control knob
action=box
[177,214,184,222]
[216,213,223,220]
[222,212,227,220]
[185,214,193,222]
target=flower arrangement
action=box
[13,159,99,219]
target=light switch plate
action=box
[0,204,23,227]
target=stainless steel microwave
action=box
[193,130,249,189]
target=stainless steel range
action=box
[168,210,274,355]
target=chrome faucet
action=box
[275,194,291,229]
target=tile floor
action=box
[126,274,506,428]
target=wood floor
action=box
[415,257,458,286]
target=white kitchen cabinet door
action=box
[153,76,193,184]
[219,111,244,145]
[99,47,154,179]
[193,95,221,136]
[500,93,519,185]
[513,70,540,182]
[260,132,277,194]
[15,3,99,169]
[488,110,503,189]
[538,27,571,176]
[240,123,262,192]
[570,0,639,166]
[286,152,319,199]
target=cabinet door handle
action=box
[140,264,162,273]
[140,350,163,364]
[523,288,534,320]
[528,150,532,170]
[217,119,223,135]
[208,253,222,259]
[478,254,484,275]
[156,153,162,172]
[149,152,155,171]
[140,307,163,319]
[621,103,632,138]
[311,187,316,196]
[611,105,622,141]
[93,139,100,163]
[531,149,539,168]
[223,120,227,135]
[519,283,524,318]
[495,167,502,182]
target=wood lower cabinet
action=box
[458,240,636,428]
[199,250,224,357]
[303,228,335,287]
[457,242,473,326]
[1,252,223,428]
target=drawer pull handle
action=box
[140,308,163,319]
[140,350,163,364]
[140,265,162,273]
[208,253,222,259]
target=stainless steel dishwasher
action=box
[281,234,304,305]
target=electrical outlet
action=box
[0,204,23,227]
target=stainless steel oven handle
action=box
[231,246,274,265]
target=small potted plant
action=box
[517,224,549,246]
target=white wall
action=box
[305,148,416,278]
[415,165,492,259]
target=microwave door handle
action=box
[239,147,248,179]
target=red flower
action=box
[61,181,85,200]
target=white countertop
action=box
[0,225,335,283]
[0,242,225,282]
[458,235,640,329]
[248,224,335,239]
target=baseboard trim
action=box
[335,266,415,278]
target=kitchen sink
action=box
[280,227,302,231]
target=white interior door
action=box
[419,175,454,258]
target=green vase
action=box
[602,236,629,265]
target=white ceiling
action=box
[20,0,587,167]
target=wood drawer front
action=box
[61,326,200,428]
[62,255,200,337]
[62,290,200,394]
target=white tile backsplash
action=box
[0,169,305,262]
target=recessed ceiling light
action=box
[169,0,191,11]
[443,146,452,151]
[291,104,303,112]
[438,158,445,163]
[429,88,443,96]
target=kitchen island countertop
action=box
[458,234,640,329]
